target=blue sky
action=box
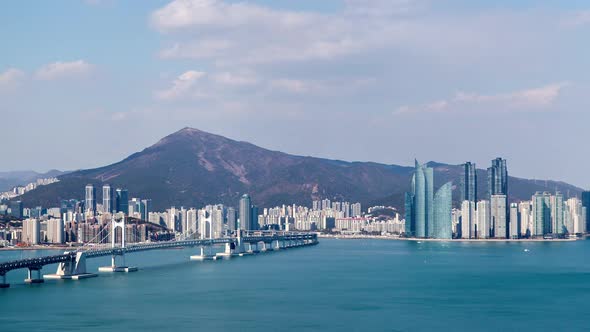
[1,0,590,188]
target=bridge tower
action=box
[98,216,138,273]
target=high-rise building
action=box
[226,207,237,231]
[582,191,590,233]
[404,160,434,238]
[487,158,508,197]
[115,189,129,214]
[102,185,113,214]
[491,194,507,238]
[432,182,452,239]
[47,218,65,244]
[239,194,253,230]
[141,199,152,221]
[532,192,551,236]
[519,201,532,237]
[85,184,96,216]
[509,203,520,239]
[351,203,362,217]
[460,200,476,239]
[460,162,477,202]
[476,200,491,239]
[551,192,564,234]
[9,200,23,219]
[22,218,40,245]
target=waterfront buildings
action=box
[461,162,477,203]
[490,195,507,238]
[432,182,452,239]
[22,218,40,245]
[488,158,508,197]
[404,160,452,239]
[115,188,128,214]
[102,185,113,214]
[85,184,96,217]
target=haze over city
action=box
[2,0,590,187]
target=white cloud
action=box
[396,82,570,114]
[0,68,25,90]
[35,60,94,80]
[211,71,258,86]
[151,0,314,31]
[155,70,206,100]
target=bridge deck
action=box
[0,233,317,275]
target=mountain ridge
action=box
[14,127,584,211]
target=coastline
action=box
[318,234,581,242]
[0,246,79,251]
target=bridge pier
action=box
[190,246,217,261]
[45,252,98,280]
[0,273,9,288]
[99,254,138,273]
[216,242,234,259]
[25,267,44,284]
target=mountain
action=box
[15,127,584,211]
[0,169,67,192]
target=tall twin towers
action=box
[404,160,452,239]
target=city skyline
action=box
[2,1,590,188]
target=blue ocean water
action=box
[1,238,589,332]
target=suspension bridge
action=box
[0,217,318,288]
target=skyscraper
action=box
[239,194,252,231]
[115,188,129,214]
[476,200,491,239]
[141,199,152,221]
[102,184,113,214]
[487,158,508,197]
[581,191,590,233]
[551,192,564,234]
[85,184,96,216]
[491,194,507,238]
[405,160,445,238]
[509,203,520,239]
[432,182,453,239]
[461,162,477,202]
[9,200,23,219]
[532,192,551,236]
[460,200,476,239]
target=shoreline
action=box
[0,246,80,251]
[318,234,582,242]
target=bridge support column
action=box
[25,267,44,284]
[45,252,98,280]
[216,242,234,259]
[0,273,9,288]
[260,242,267,252]
[99,252,137,273]
[272,240,281,251]
[190,246,217,261]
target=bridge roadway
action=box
[0,232,318,288]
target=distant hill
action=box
[0,169,67,192]
[15,128,584,211]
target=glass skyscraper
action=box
[533,192,551,236]
[116,188,129,214]
[460,162,477,202]
[405,160,450,239]
[405,160,433,238]
[487,158,508,197]
[432,182,453,239]
[239,194,256,231]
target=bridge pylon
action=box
[99,216,138,273]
